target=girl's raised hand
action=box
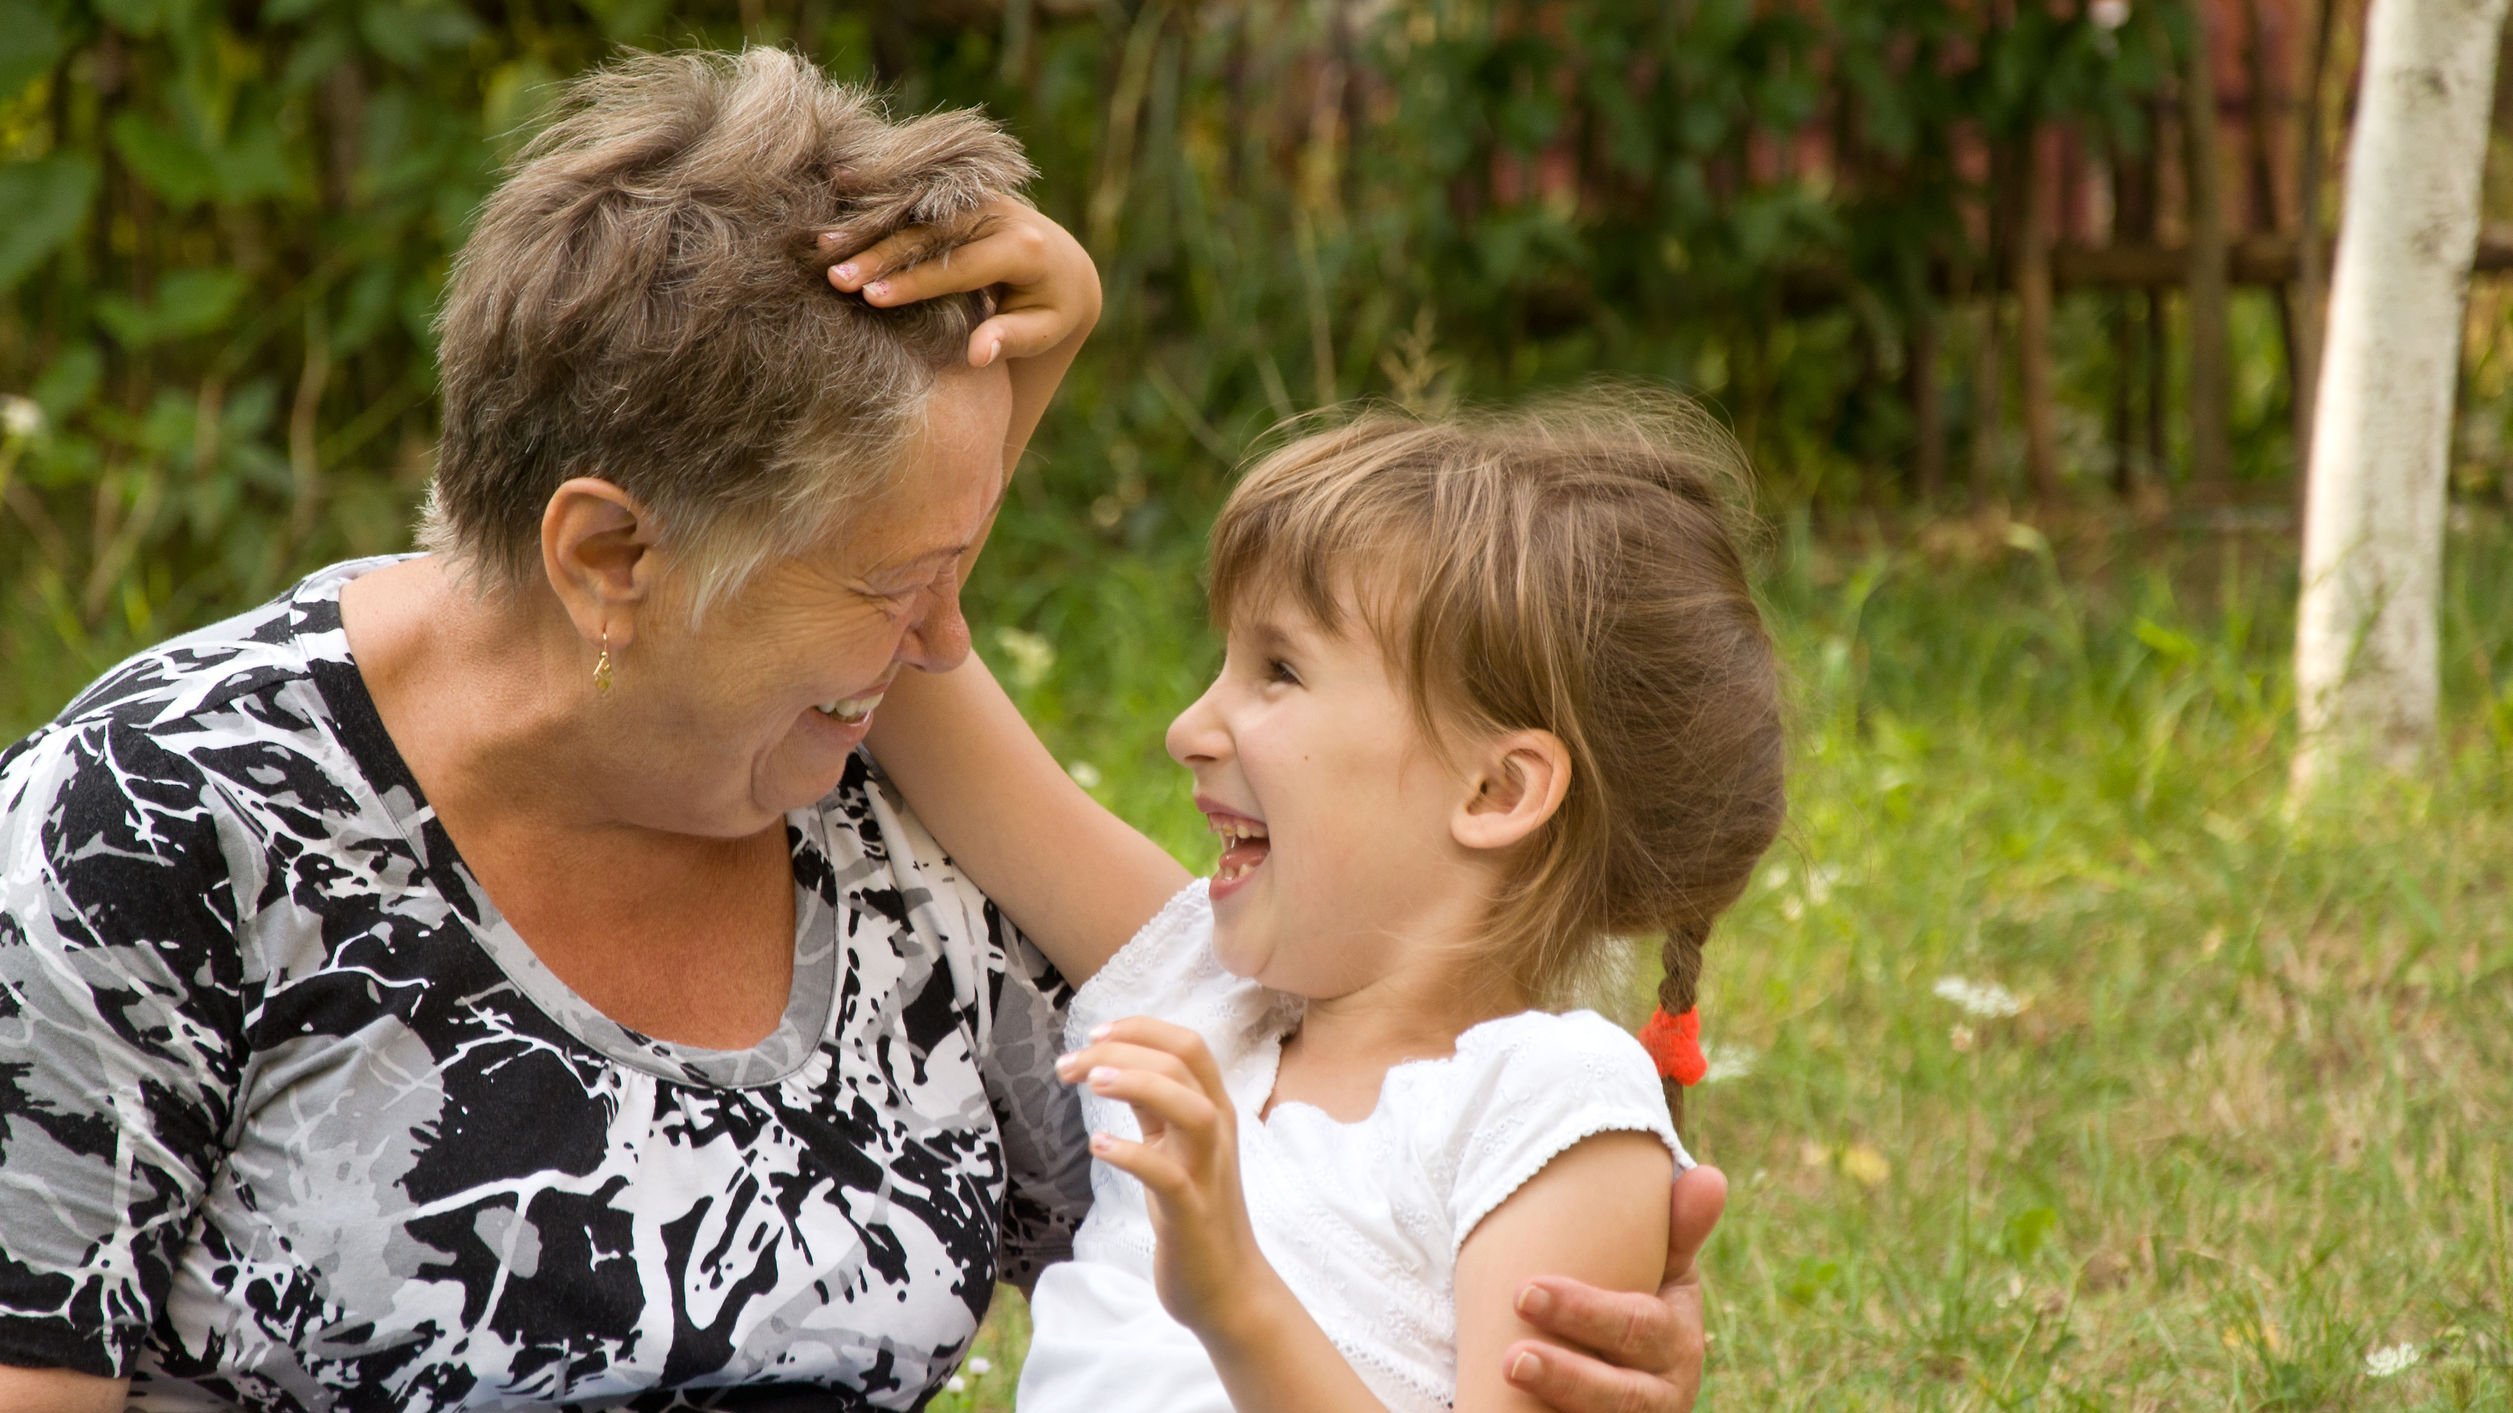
[822,197,1101,368]
[1054,1016,1272,1341]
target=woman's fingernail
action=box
[820,230,845,247]
[834,262,857,282]
[1088,1066,1119,1086]
[988,337,1003,365]
[1054,1053,1078,1079]
[1516,1286,1553,1318]
[1090,1132,1114,1153]
[1508,1352,1544,1384]
[1089,1023,1113,1042]
[864,280,889,300]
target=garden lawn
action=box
[7,511,2507,1410]
[937,508,2513,1413]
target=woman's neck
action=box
[341,556,668,845]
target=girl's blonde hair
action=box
[1207,390,1786,1126]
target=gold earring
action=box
[593,626,615,696]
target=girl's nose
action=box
[1165,681,1229,767]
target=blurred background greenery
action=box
[3,0,2509,1407]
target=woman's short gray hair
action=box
[422,47,1033,612]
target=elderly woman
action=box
[0,50,1716,1412]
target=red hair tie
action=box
[1639,1007,1707,1086]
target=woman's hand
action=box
[822,197,1101,369]
[1501,1164,1726,1413]
[1054,1016,1273,1341]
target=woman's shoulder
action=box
[3,559,402,898]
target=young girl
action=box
[867,393,1786,1412]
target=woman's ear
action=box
[541,477,659,647]
[1452,729,1572,852]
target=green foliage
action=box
[2,0,2191,689]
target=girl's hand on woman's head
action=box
[1502,1164,1725,1413]
[1054,1016,1281,1345]
[823,198,1102,368]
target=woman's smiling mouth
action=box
[815,691,884,724]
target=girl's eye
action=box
[1264,658,1301,686]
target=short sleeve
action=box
[1438,1011,1687,1254]
[1063,881,1233,1049]
[0,724,251,1376]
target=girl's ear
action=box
[1452,729,1572,852]
[542,476,663,648]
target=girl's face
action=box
[1163,596,1485,997]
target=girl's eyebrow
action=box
[1241,614,1317,656]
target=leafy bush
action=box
[3,0,2180,728]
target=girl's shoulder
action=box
[1401,1009,1689,1252]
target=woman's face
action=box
[622,363,1012,836]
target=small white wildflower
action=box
[1934,976,2023,1019]
[967,1357,993,1375]
[992,626,1058,690]
[1699,1041,1757,1084]
[1804,864,1840,906]
[1780,895,1805,923]
[2090,0,2131,30]
[0,395,40,439]
[945,1374,969,1393]
[1066,760,1103,790]
[2364,1343,2420,1378]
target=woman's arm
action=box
[837,202,1188,981]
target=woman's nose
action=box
[899,584,972,674]
[1165,683,1228,767]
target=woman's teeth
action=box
[816,693,883,724]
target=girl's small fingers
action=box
[1090,1133,1188,1197]
[1057,1040,1200,1093]
[1095,1016,1232,1102]
[824,226,952,292]
[966,308,1073,367]
[1088,1069,1219,1141]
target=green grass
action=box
[8,509,2508,1410]
[935,506,2513,1412]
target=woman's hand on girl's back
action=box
[1500,1164,1726,1413]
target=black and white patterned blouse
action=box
[0,558,1091,1410]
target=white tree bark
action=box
[2292,0,2511,794]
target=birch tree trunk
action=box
[2292,0,2512,794]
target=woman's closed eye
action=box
[864,561,958,612]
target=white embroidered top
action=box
[1016,882,1689,1413]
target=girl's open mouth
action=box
[1209,812,1269,893]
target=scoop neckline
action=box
[296,556,841,1089]
[1256,1009,1555,1130]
